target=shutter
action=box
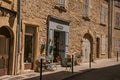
[118,40,120,52]
[84,0,89,17]
[119,14,120,28]
[101,6,106,24]
[116,13,119,28]
[58,0,65,7]
[101,36,106,54]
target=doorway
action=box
[82,34,93,62]
[0,26,13,76]
[53,31,65,65]
[96,38,100,58]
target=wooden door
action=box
[0,36,9,76]
[82,38,91,62]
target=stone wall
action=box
[22,0,110,59]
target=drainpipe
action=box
[108,0,113,58]
[15,0,22,75]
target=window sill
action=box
[82,16,90,21]
[114,27,120,30]
[2,0,12,4]
[54,5,67,12]
[100,23,106,26]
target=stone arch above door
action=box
[0,26,14,38]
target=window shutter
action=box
[116,13,120,28]
[101,36,106,54]
[84,0,90,17]
[101,6,106,24]
[58,0,65,7]
[119,14,120,28]
[115,39,120,53]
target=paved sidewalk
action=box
[0,58,120,80]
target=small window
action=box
[115,39,120,53]
[101,5,106,25]
[115,13,120,28]
[58,0,66,8]
[84,0,90,17]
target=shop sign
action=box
[56,25,63,30]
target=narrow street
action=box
[63,64,120,80]
[24,64,120,80]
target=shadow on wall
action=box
[9,15,16,28]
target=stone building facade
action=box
[0,0,120,76]
[20,0,110,74]
[0,0,17,76]
[113,0,120,56]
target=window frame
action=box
[115,12,120,29]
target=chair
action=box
[65,58,72,71]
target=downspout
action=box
[15,0,22,74]
[108,0,113,58]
